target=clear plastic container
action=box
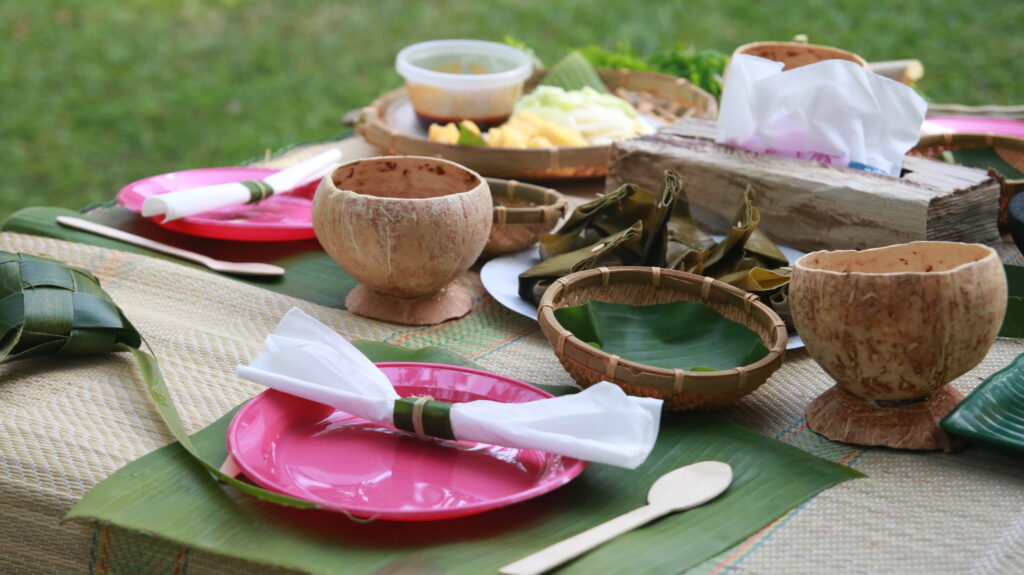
[395,40,533,129]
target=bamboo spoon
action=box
[500,461,733,575]
[56,216,285,277]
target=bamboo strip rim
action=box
[486,178,567,225]
[537,266,788,394]
[357,68,718,179]
[914,132,1024,154]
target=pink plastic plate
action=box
[115,167,318,241]
[226,362,588,521]
[927,117,1024,138]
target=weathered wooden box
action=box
[607,118,1001,252]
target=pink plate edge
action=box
[114,166,317,241]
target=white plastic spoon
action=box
[56,216,285,277]
[499,461,733,575]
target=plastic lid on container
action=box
[396,39,533,89]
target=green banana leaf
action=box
[941,351,1024,453]
[540,50,610,93]
[553,300,768,371]
[2,205,356,309]
[999,264,1024,338]
[539,178,670,260]
[519,222,644,304]
[66,341,861,575]
[950,147,1024,180]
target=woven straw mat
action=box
[0,232,1022,575]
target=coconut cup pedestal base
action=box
[806,385,964,452]
[344,282,473,326]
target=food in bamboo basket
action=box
[790,242,1006,451]
[312,156,492,326]
[484,178,567,257]
[518,170,792,324]
[358,69,716,179]
[537,266,787,411]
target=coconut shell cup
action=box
[312,156,492,325]
[790,241,1007,451]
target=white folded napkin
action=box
[235,308,663,468]
[142,149,343,222]
[717,54,927,177]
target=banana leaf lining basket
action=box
[537,266,788,411]
[484,178,567,257]
[912,132,1024,228]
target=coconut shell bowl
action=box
[790,242,1007,451]
[312,156,492,326]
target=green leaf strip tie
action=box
[241,180,275,203]
[393,396,456,440]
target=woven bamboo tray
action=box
[484,178,567,257]
[912,132,1024,228]
[357,69,718,180]
[537,266,788,411]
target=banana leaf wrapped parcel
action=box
[518,170,793,321]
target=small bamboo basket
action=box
[484,178,567,257]
[912,132,1024,228]
[358,69,717,179]
[732,41,868,70]
[537,266,788,411]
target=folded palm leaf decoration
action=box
[0,251,315,508]
[520,171,793,318]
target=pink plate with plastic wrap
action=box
[926,117,1024,138]
[226,362,587,521]
[115,167,317,241]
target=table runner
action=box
[1,231,1023,574]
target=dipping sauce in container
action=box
[396,39,533,130]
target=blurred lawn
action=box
[2,0,1021,221]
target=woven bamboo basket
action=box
[537,266,788,411]
[912,132,1024,228]
[732,41,868,70]
[357,68,717,180]
[483,178,567,257]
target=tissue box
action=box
[607,118,1000,252]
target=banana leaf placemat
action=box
[2,232,1024,575]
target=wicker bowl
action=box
[357,68,717,179]
[537,266,788,411]
[483,178,567,257]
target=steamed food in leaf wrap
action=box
[518,170,792,319]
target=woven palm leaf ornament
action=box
[0,251,315,508]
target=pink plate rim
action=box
[226,361,588,520]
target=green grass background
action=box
[2,0,1021,221]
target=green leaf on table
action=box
[553,300,768,371]
[66,340,862,575]
[942,351,1024,453]
[999,264,1024,338]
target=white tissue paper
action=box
[142,149,343,221]
[716,54,928,177]
[235,308,663,469]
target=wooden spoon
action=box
[56,216,285,277]
[499,461,733,575]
